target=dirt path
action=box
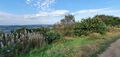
[98,39,120,57]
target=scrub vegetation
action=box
[0,15,120,57]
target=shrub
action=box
[32,27,50,35]
[74,17,107,36]
[94,15,120,26]
[45,31,61,44]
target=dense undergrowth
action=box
[19,31,120,57]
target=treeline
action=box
[0,14,120,57]
[53,14,120,36]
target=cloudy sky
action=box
[0,0,120,25]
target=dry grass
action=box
[18,27,120,57]
[75,27,120,57]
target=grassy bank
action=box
[90,33,120,57]
[90,37,120,57]
[19,31,120,57]
[19,37,94,57]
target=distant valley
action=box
[0,25,52,33]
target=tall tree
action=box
[54,14,75,36]
[61,14,75,25]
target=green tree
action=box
[61,14,75,25]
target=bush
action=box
[32,27,50,35]
[94,15,120,26]
[45,31,61,44]
[74,18,107,36]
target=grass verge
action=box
[19,32,120,57]
[90,35,120,57]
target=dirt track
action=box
[98,39,120,57]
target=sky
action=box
[0,0,120,25]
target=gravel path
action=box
[98,39,120,57]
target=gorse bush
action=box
[74,17,107,36]
[45,31,61,44]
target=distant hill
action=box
[0,25,52,33]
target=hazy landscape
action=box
[0,25,52,33]
[0,0,120,57]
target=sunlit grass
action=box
[19,28,120,57]
[19,36,101,57]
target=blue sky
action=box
[0,0,120,25]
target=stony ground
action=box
[98,39,120,57]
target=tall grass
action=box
[20,28,120,57]
[0,30,45,57]
[89,32,120,57]
[19,36,103,57]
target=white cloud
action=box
[26,0,56,11]
[41,0,55,10]
[24,10,69,19]
[73,8,109,15]
[73,8,120,21]
[1,8,120,25]
[50,10,69,16]
[0,10,69,25]
[74,8,120,15]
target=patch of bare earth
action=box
[98,39,120,57]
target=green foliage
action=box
[32,27,50,35]
[94,15,120,26]
[18,37,95,57]
[45,31,61,44]
[19,32,120,57]
[74,17,107,36]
